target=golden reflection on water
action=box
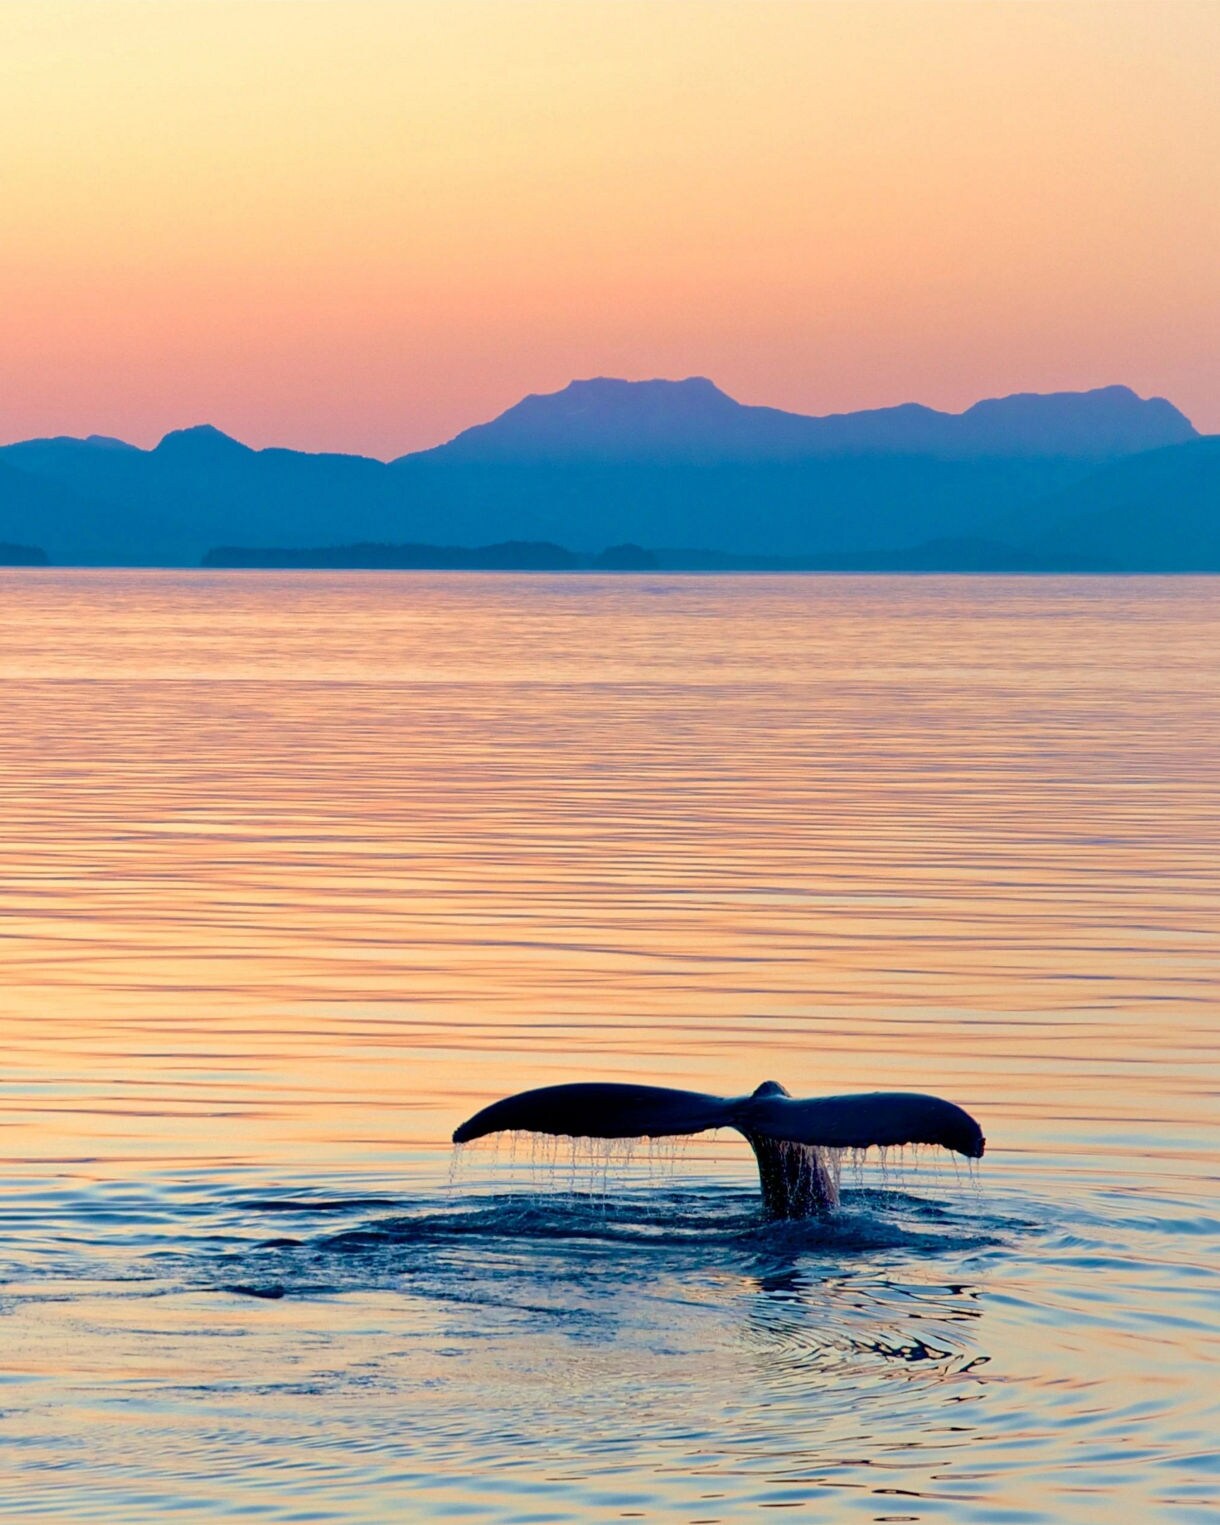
[1,571,1216,1176]
[0,571,1217,1523]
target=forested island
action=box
[0,542,48,565]
[202,537,1102,573]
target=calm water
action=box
[0,570,1217,1523]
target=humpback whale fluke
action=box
[452,1080,984,1218]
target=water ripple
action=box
[0,572,1217,1521]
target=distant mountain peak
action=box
[10,432,137,452]
[413,376,1195,467]
[957,385,1195,457]
[555,374,731,400]
[509,374,741,422]
[424,375,791,463]
[156,423,250,454]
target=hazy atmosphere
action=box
[2,0,1217,454]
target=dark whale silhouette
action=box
[453,1080,984,1218]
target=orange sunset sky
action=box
[1,0,1217,457]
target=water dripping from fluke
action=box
[451,1080,984,1221]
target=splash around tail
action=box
[452,1079,984,1219]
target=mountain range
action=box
[1,378,1216,569]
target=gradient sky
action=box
[1,0,1216,456]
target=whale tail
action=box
[452,1079,984,1219]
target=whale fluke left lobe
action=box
[452,1081,733,1144]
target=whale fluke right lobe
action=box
[741,1090,985,1159]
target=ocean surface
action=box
[0,570,1216,1523]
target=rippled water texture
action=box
[1,571,1217,1522]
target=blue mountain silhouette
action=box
[0,379,1207,567]
[421,377,1192,463]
